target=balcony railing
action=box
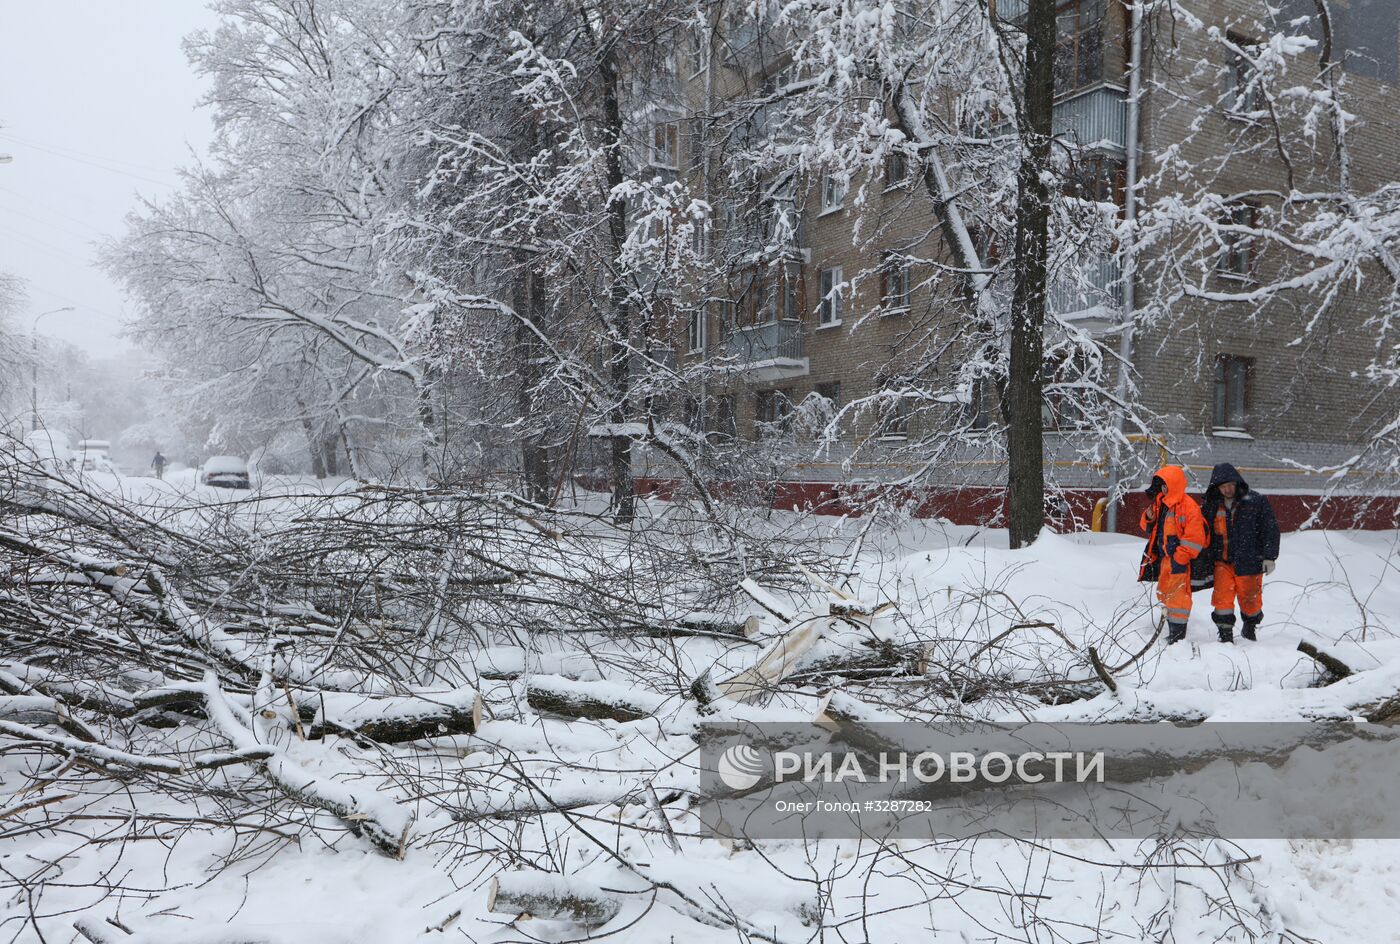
[1053,86,1127,152]
[725,319,805,365]
[1049,254,1122,321]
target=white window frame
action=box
[1226,33,1263,115]
[882,256,910,314]
[818,267,843,327]
[688,306,707,354]
[687,28,709,78]
[651,120,680,169]
[884,152,909,190]
[821,174,847,214]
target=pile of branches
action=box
[6,438,1383,942]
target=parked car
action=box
[74,439,114,474]
[22,430,74,474]
[200,456,251,489]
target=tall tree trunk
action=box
[1007,0,1056,549]
[597,37,635,524]
[299,407,326,479]
[515,265,552,503]
[321,430,339,477]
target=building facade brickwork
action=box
[638,0,1400,524]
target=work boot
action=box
[1212,611,1236,644]
[1241,612,1262,641]
[1166,621,1187,645]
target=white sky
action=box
[0,1,219,357]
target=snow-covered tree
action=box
[728,0,1153,539]
[106,0,433,479]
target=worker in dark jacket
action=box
[1201,463,1280,642]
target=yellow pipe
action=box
[1091,497,1109,532]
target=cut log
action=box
[1298,641,1353,682]
[133,683,484,744]
[812,690,906,758]
[526,675,669,722]
[304,687,483,743]
[648,612,762,640]
[487,871,623,925]
[715,616,829,704]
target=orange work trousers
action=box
[1212,562,1263,618]
[1157,568,1192,625]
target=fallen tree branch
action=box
[487,870,623,925]
[199,673,413,857]
[1088,646,1117,695]
[526,675,669,723]
[1298,641,1353,682]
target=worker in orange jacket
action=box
[1137,465,1208,645]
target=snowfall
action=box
[4,468,1400,944]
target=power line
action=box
[0,183,113,237]
[0,134,179,189]
[0,130,186,178]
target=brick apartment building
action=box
[626,0,1400,530]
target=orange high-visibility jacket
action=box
[1137,465,1208,580]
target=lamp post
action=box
[30,307,75,431]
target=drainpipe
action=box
[1104,0,1145,533]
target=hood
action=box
[1152,464,1189,505]
[1207,462,1249,498]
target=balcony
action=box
[1049,254,1122,333]
[1053,86,1127,154]
[724,319,808,381]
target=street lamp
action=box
[30,307,75,431]
[0,154,13,164]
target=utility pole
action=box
[29,306,75,431]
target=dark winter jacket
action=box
[1200,463,1280,577]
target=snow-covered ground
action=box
[4,475,1400,943]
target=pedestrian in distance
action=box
[1200,462,1280,642]
[1137,464,1208,645]
[151,451,167,481]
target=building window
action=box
[651,121,680,169]
[708,395,737,442]
[1213,355,1252,431]
[966,376,997,431]
[818,266,843,326]
[688,307,707,353]
[758,283,778,323]
[687,28,708,76]
[720,203,740,253]
[1226,31,1262,113]
[1217,199,1260,278]
[756,388,794,436]
[1054,0,1105,97]
[880,253,911,313]
[821,173,847,213]
[812,381,841,439]
[1041,355,1092,430]
[687,117,706,173]
[876,389,911,440]
[1064,154,1126,209]
[884,152,908,188]
[716,298,737,338]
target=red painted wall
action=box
[619,477,1400,533]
